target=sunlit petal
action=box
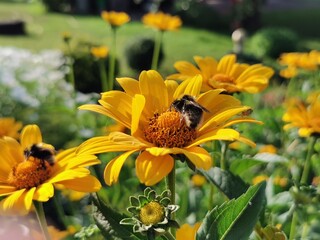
[104,150,137,185]
[20,125,42,149]
[136,151,174,186]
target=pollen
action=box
[212,73,234,83]
[7,157,52,189]
[139,201,165,225]
[144,111,197,148]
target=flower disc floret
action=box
[139,201,165,225]
[144,111,197,148]
[7,157,51,189]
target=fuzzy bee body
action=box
[25,144,55,167]
[170,95,209,129]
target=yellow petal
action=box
[20,124,42,150]
[217,54,236,74]
[190,128,240,147]
[0,189,29,215]
[174,74,203,99]
[194,56,218,80]
[49,169,90,183]
[171,61,201,78]
[178,147,212,169]
[131,94,146,137]
[56,154,100,171]
[57,175,101,192]
[76,133,145,155]
[139,70,169,114]
[24,187,36,212]
[104,150,137,186]
[299,128,312,137]
[199,106,250,133]
[0,138,23,180]
[165,80,179,104]
[99,91,133,127]
[0,185,17,196]
[116,77,140,96]
[136,151,174,186]
[33,183,54,202]
[223,118,263,128]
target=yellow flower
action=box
[61,31,72,43]
[142,12,182,31]
[191,174,206,187]
[0,124,101,215]
[0,117,22,139]
[91,46,109,59]
[273,176,288,187]
[101,11,130,27]
[176,222,201,240]
[78,70,261,186]
[252,175,269,185]
[168,54,274,94]
[283,93,320,137]
[279,66,297,79]
[278,50,320,71]
[259,144,277,154]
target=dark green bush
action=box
[249,27,299,58]
[125,36,164,72]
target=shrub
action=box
[66,40,119,93]
[249,27,299,58]
[125,36,164,72]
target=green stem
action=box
[289,210,298,240]
[301,222,309,239]
[98,58,108,92]
[34,201,51,240]
[66,43,76,91]
[300,136,316,184]
[52,193,71,228]
[220,141,228,170]
[289,136,316,239]
[163,231,175,240]
[108,28,117,91]
[167,160,176,237]
[151,30,163,70]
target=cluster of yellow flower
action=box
[278,50,320,78]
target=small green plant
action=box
[125,36,164,72]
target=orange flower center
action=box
[139,201,165,225]
[211,73,234,83]
[144,111,197,148]
[7,157,52,189]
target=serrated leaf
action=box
[196,182,266,240]
[199,167,249,199]
[92,193,147,240]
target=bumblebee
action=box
[25,144,55,167]
[170,94,209,129]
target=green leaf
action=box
[196,182,266,240]
[199,167,250,199]
[92,193,147,240]
[230,158,265,176]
